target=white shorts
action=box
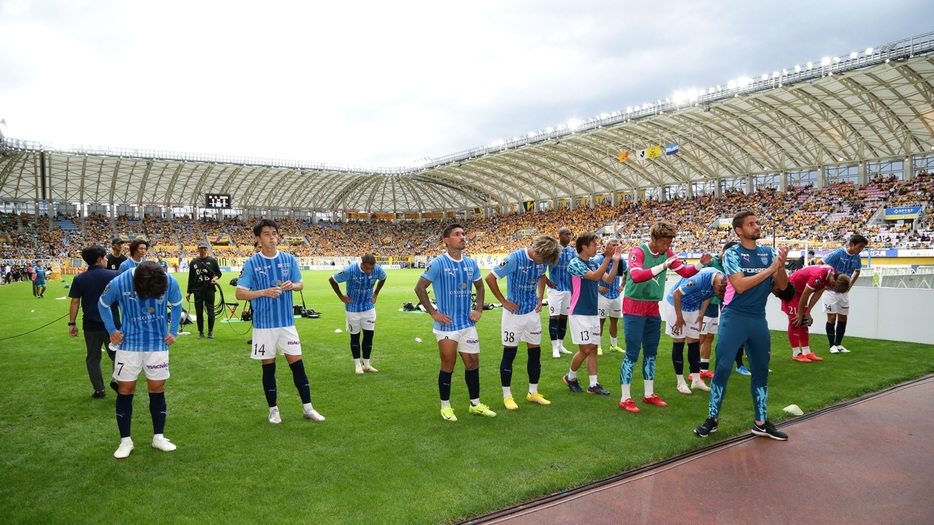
[250,326,302,360]
[433,326,481,354]
[598,295,622,319]
[546,288,570,317]
[346,309,376,334]
[700,315,719,335]
[501,310,543,346]
[113,350,170,382]
[664,304,702,340]
[822,290,850,315]
[568,315,600,345]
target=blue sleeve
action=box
[376,266,387,280]
[568,258,587,278]
[470,258,482,283]
[723,248,742,276]
[98,278,120,334]
[422,258,440,282]
[332,265,351,284]
[491,252,517,279]
[289,257,301,282]
[167,277,183,336]
[238,259,254,290]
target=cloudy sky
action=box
[1,0,932,167]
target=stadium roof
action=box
[2,32,933,215]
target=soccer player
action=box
[820,234,868,353]
[484,235,561,410]
[186,241,222,339]
[329,253,387,374]
[544,227,576,358]
[695,210,790,441]
[619,221,712,413]
[414,223,496,422]
[119,239,149,273]
[68,245,120,398]
[561,234,622,396]
[782,264,848,362]
[33,263,46,298]
[98,261,183,459]
[106,238,127,271]
[665,267,726,394]
[596,250,627,355]
[236,219,324,425]
[697,241,738,380]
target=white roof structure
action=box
[2,33,933,214]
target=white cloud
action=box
[2,0,933,166]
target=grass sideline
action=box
[1,269,932,524]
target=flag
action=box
[665,143,679,155]
[646,146,662,159]
[618,151,629,162]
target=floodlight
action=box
[866,47,874,55]
[821,57,831,66]
[850,52,858,59]
[794,65,801,73]
[807,62,814,69]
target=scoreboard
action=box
[205,193,231,209]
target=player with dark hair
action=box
[415,223,496,422]
[106,238,127,271]
[619,221,712,413]
[695,211,790,441]
[119,239,149,273]
[99,261,183,459]
[544,227,576,358]
[33,263,46,298]
[329,253,387,374]
[781,265,848,362]
[561,233,622,396]
[187,241,222,339]
[237,218,324,425]
[68,245,120,398]
[485,235,561,410]
[820,234,868,353]
[664,267,726,394]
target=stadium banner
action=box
[595,194,612,205]
[646,145,662,159]
[422,211,444,219]
[617,190,643,202]
[665,143,679,155]
[523,200,535,212]
[618,151,629,162]
[718,218,732,229]
[555,199,571,209]
[884,206,921,220]
[574,196,591,208]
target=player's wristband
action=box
[68,322,76,326]
[694,261,704,271]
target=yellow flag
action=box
[647,146,662,158]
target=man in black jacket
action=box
[186,241,222,339]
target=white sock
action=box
[610,337,618,347]
[589,375,598,388]
[802,346,811,355]
[502,386,512,398]
[644,379,655,398]
[441,400,451,409]
[303,403,313,412]
[677,375,687,386]
[529,383,538,395]
[363,358,371,366]
[552,341,560,356]
[121,436,132,444]
[620,383,631,401]
[354,358,362,367]
[567,369,577,381]
[470,398,480,406]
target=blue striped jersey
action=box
[422,253,481,331]
[594,254,627,299]
[98,268,182,351]
[547,245,576,291]
[665,267,724,312]
[238,251,302,329]
[119,258,143,273]
[822,247,862,276]
[490,248,547,315]
[332,262,387,313]
[568,257,600,316]
[722,244,775,317]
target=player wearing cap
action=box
[329,254,387,374]
[187,242,222,339]
[106,238,127,271]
